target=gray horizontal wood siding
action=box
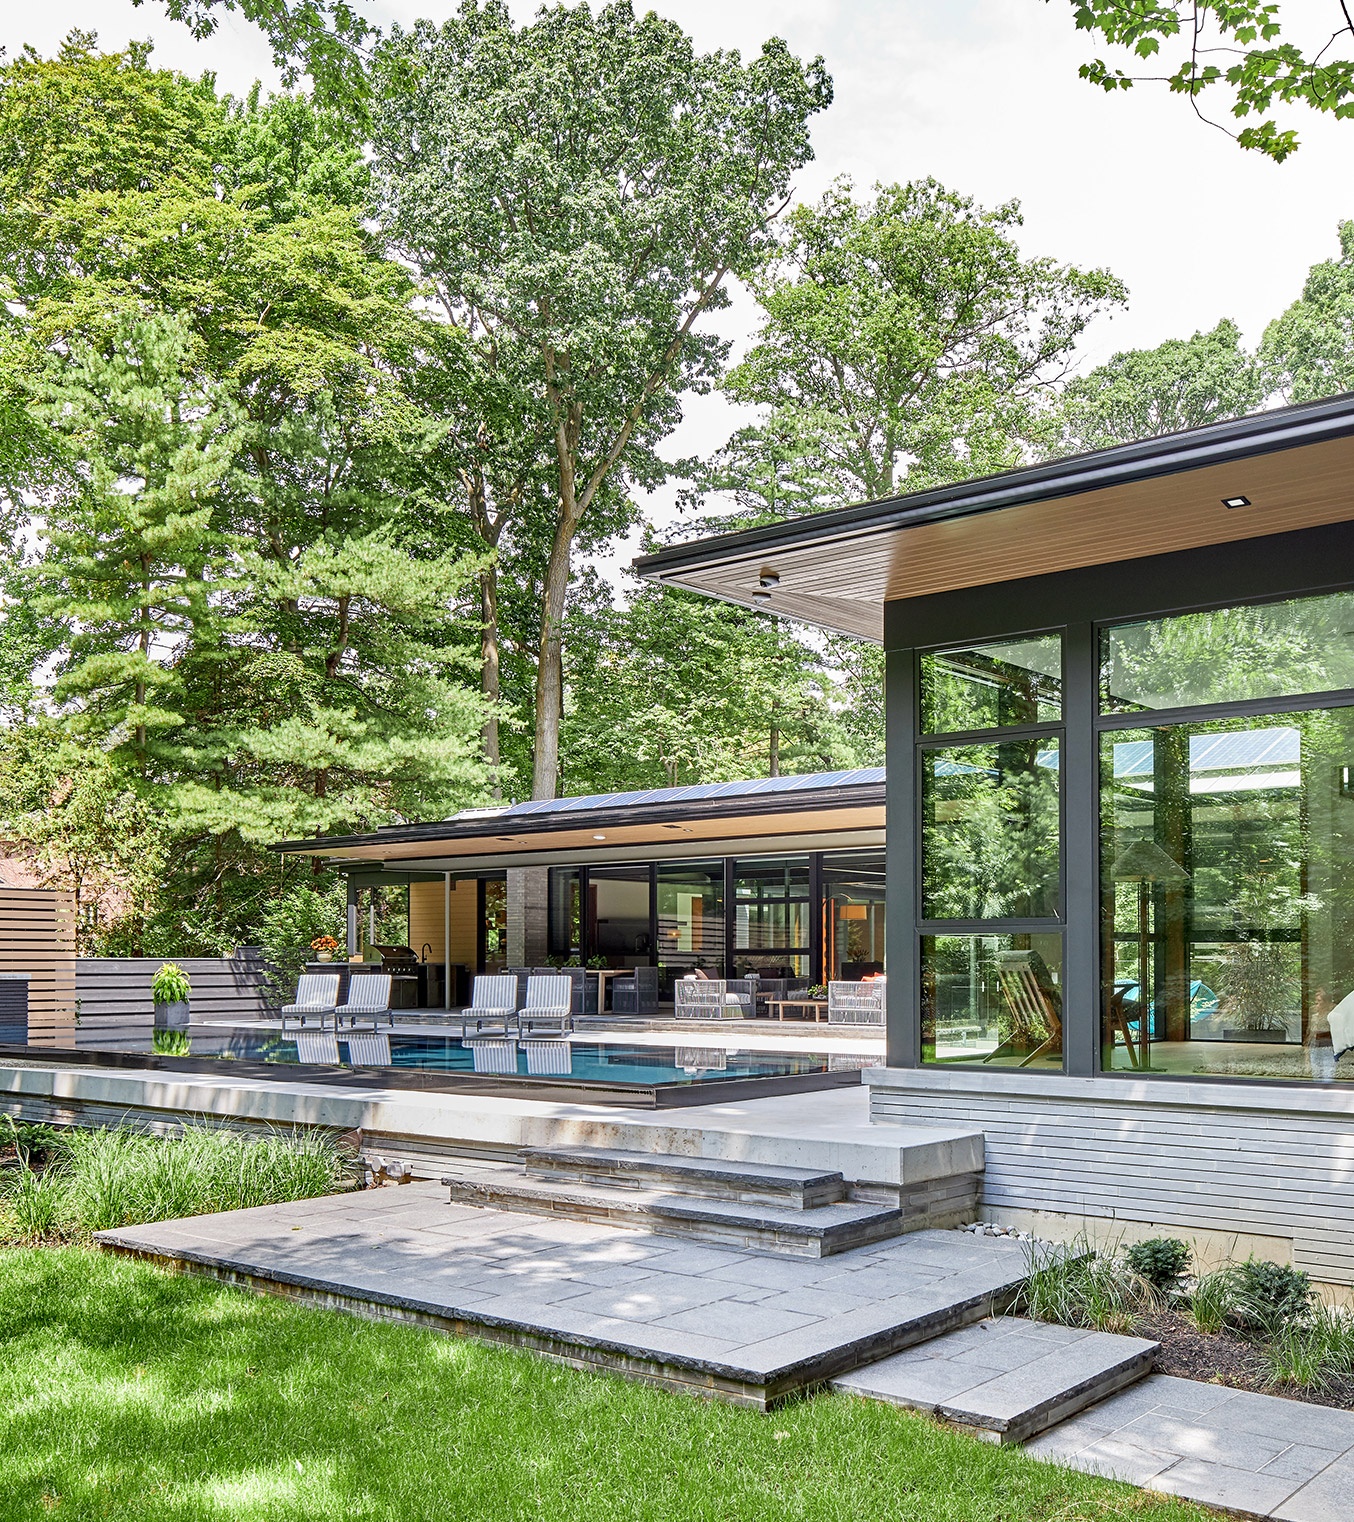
[75,954,279,1027]
[867,1069,1354,1284]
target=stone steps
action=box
[833,1316,1159,1445]
[518,1145,848,1209]
[441,1167,903,1258]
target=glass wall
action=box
[733,857,810,979]
[587,865,653,968]
[1101,695,1354,1083]
[655,861,725,994]
[920,634,1066,1069]
[481,878,508,973]
[823,850,886,980]
[547,867,582,961]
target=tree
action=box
[370,0,831,800]
[1058,0,1354,161]
[1262,219,1354,399]
[702,178,1123,527]
[1056,319,1264,452]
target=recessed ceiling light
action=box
[759,570,780,588]
[592,833,606,841]
[751,590,772,603]
[1222,495,1251,509]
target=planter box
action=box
[153,1000,190,1032]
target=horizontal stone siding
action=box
[868,1071,1354,1285]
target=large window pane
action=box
[733,856,810,978]
[1101,589,1354,714]
[922,739,1061,920]
[1101,708,1354,1082]
[822,849,886,980]
[922,933,1064,1068]
[921,635,1062,733]
[656,862,724,995]
[587,866,653,968]
[547,867,581,961]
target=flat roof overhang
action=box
[275,780,885,869]
[633,394,1354,640]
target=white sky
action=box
[12,0,1354,570]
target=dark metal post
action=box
[808,851,823,985]
[885,643,920,1067]
[1062,621,1098,1075]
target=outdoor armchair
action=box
[827,980,886,1025]
[518,974,574,1036]
[280,972,341,1029]
[293,1029,340,1065]
[674,979,743,1019]
[464,975,517,1036]
[333,972,392,1029]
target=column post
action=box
[1062,620,1098,1075]
[885,643,920,1068]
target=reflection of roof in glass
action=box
[1113,728,1301,780]
[443,767,887,823]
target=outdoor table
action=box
[591,967,631,1012]
[765,997,829,1023]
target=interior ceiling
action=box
[650,435,1354,641]
[292,804,887,865]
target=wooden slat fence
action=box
[0,888,76,1046]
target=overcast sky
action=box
[11,1,1352,559]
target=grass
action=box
[0,1121,350,1242]
[0,1245,1215,1522]
[1019,1236,1159,1334]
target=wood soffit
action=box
[638,432,1354,642]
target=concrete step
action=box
[518,1145,847,1209]
[833,1316,1159,1445]
[439,1167,905,1257]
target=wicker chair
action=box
[675,979,742,1019]
[827,979,886,1025]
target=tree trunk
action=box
[531,514,578,800]
[480,566,502,796]
[769,725,780,777]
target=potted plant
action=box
[151,963,191,1033]
[311,934,340,964]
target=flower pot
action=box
[315,950,334,963]
[153,1000,190,1032]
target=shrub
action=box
[1229,1257,1315,1337]
[1125,1237,1191,1293]
[151,963,192,1004]
[152,1029,192,1056]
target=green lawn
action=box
[0,1247,1210,1522]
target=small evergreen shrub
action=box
[1125,1236,1191,1292]
[1229,1257,1315,1337]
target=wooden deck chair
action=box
[334,972,391,1029]
[464,974,517,1036]
[989,951,1063,1067]
[827,980,886,1025]
[346,1030,392,1067]
[294,1029,340,1065]
[280,972,340,1029]
[517,974,573,1036]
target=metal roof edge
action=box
[633,393,1354,580]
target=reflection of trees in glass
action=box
[924,745,1060,919]
[921,641,1061,734]
[1103,593,1354,713]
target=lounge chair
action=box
[346,1031,392,1066]
[522,1039,572,1075]
[518,974,574,1036]
[280,972,341,1029]
[988,951,1063,1067]
[463,974,517,1036]
[828,979,886,1025]
[294,1029,340,1065]
[334,972,392,1029]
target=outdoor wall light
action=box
[1222,495,1251,508]
[592,833,607,841]
[758,570,780,587]
[751,589,773,603]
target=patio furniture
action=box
[828,979,886,1025]
[334,972,392,1029]
[610,965,659,1016]
[346,1031,392,1067]
[523,1039,572,1075]
[675,979,742,1018]
[280,972,340,1029]
[766,995,828,1022]
[989,951,1062,1067]
[531,967,598,1015]
[465,1037,517,1074]
[293,1029,340,1065]
[518,974,574,1036]
[464,974,518,1036]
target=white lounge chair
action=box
[334,972,392,1029]
[466,1037,517,1074]
[346,1031,392,1066]
[463,974,517,1036]
[674,979,741,1019]
[517,974,573,1036]
[281,972,341,1029]
[523,1039,572,1074]
[294,1029,340,1065]
[827,979,886,1025]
